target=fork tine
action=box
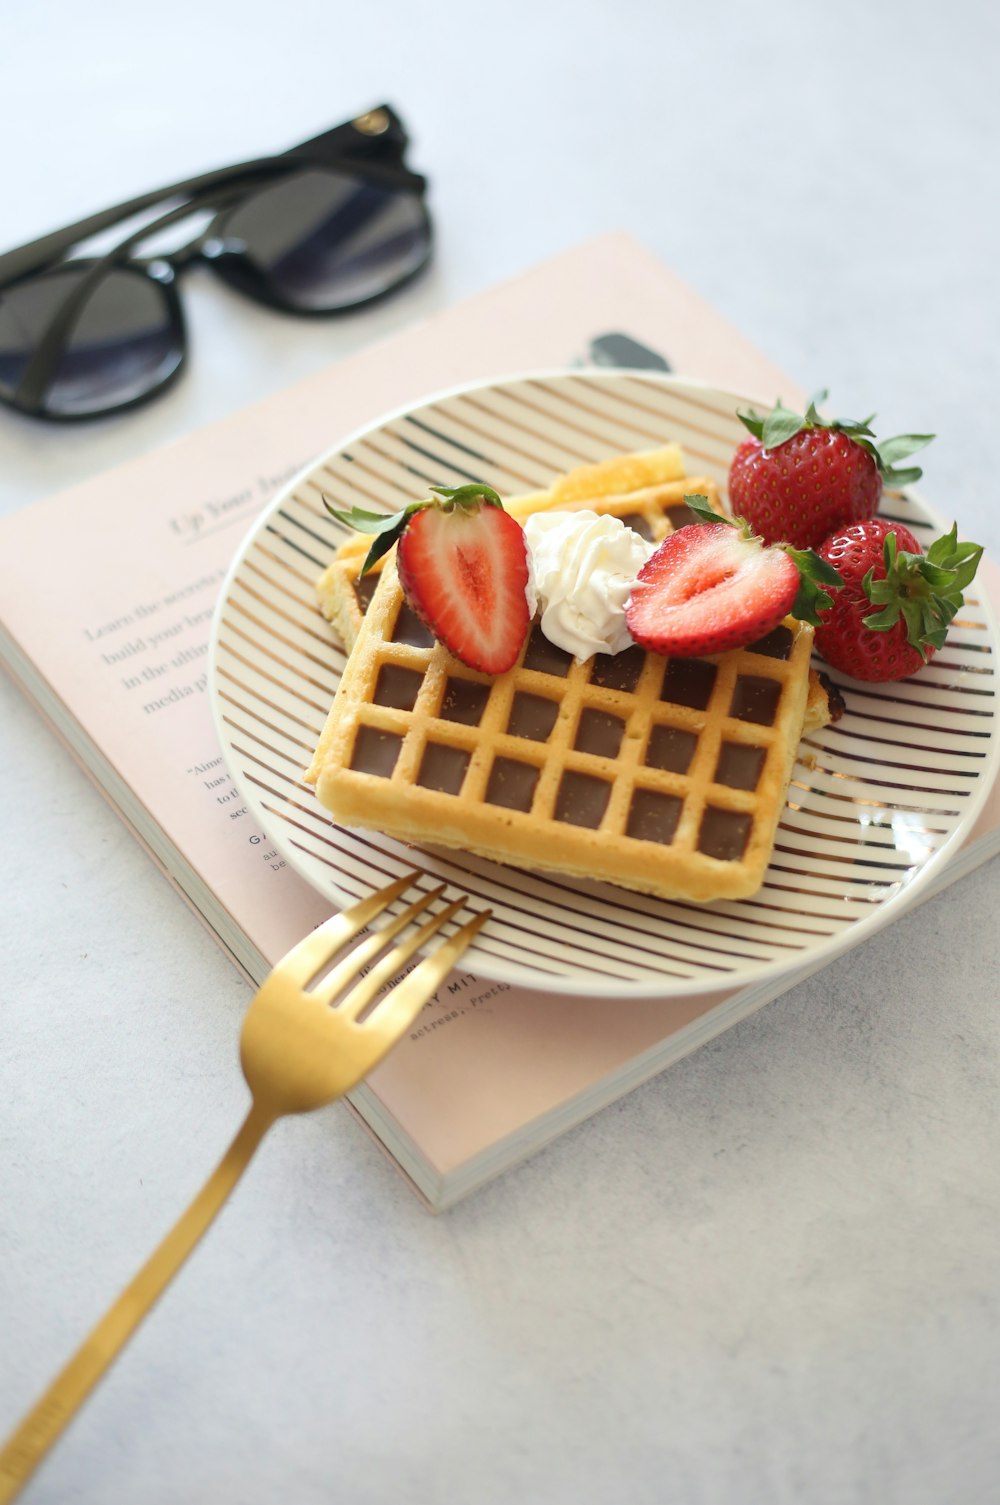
[307,884,447,1007]
[358,910,492,1047]
[337,895,485,1023]
[275,872,421,985]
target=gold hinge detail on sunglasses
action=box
[352,109,390,136]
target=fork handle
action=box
[0,1099,275,1504]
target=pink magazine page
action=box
[1,232,996,1187]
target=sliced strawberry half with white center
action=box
[625,494,843,658]
[325,483,531,674]
[397,501,530,673]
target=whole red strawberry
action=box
[729,392,934,549]
[626,494,842,657]
[325,483,530,673]
[814,518,983,682]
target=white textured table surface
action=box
[3,4,1000,1503]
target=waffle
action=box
[316,456,833,739]
[317,444,693,652]
[307,560,825,903]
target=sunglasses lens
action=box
[0,265,181,417]
[214,168,431,311]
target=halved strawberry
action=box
[325,483,530,674]
[625,495,842,657]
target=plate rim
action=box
[208,367,1000,999]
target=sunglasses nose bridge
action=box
[168,237,214,272]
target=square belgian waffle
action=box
[316,445,697,652]
[307,560,822,902]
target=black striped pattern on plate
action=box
[209,372,1000,998]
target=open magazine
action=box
[2,233,998,1209]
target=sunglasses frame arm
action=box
[0,105,426,290]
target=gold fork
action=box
[0,874,488,1504]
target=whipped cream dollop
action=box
[524,510,654,660]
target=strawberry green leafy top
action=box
[736,390,934,488]
[864,525,983,659]
[324,484,504,576]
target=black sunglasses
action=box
[0,105,432,422]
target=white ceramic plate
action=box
[209,371,1000,998]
